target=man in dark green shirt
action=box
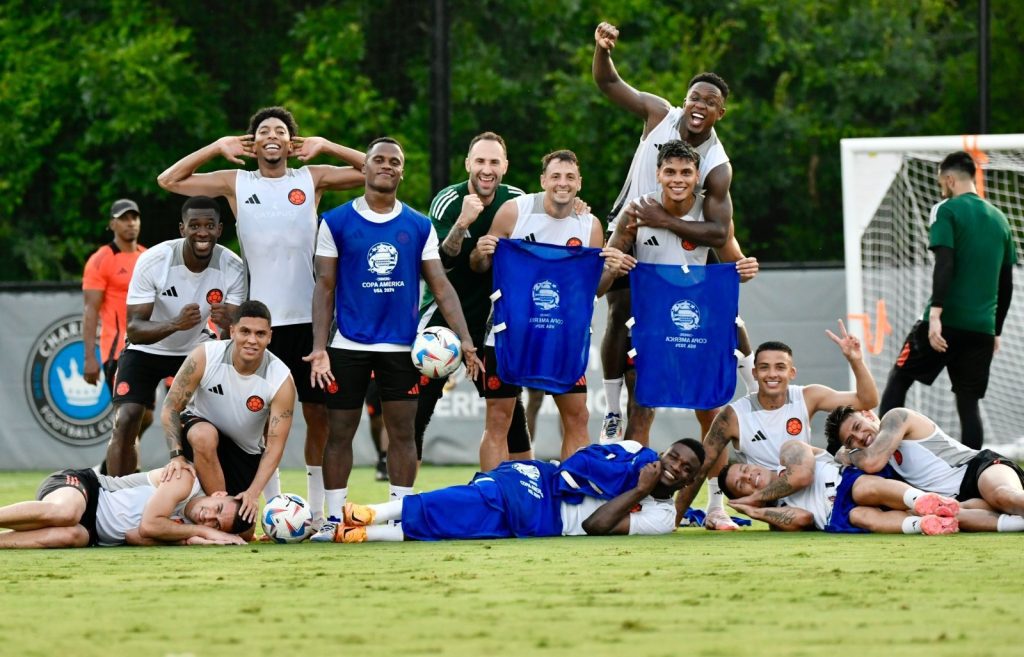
[414,132,530,463]
[880,151,1016,449]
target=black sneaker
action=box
[374,458,388,482]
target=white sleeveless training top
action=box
[235,167,318,326]
[621,191,709,265]
[510,193,594,246]
[185,339,293,454]
[781,459,842,531]
[94,473,202,546]
[889,424,976,497]
[732,385,812,468]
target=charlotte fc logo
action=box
[367,242,399,276]
[532,280,560,311]
[670,300,701,332]
[25,315,113,446]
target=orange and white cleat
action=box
[704,507,741,531]
[913,493,960,518]
[343,502,376,527]
[339,525,368,543]
[920,515,959,535]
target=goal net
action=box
[842,134,1024,457]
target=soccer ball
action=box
[411,326,462,378]
[261,493,313,543]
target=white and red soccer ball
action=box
[261,493,313,543]
[411,327,462,379]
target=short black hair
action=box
[230,507,254,535]
[541,149,579,174]
[688,72,729,100]
[468,132,507,158]
[717,464,738,499]
[181,196,221,222]
[657,139,701,169]
[368,136,403,153]
[672,437,706,465]
[824,405,857,455]
[233,300,272,325]
[247,106,298,138]
[939,151,976,179]
[754,341,793,364]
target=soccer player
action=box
[826,406,1024,529]
[0,466,250,548]
[469,150,631,469]
[415,132,533,462]
[157,106,365,524]
[328,439,704,542]
[673,327,879,529]
[592,21,757,444]
[605,140,758,442]
[305,137,483,542]
[105,197,246,476]
[82,198,150,473]
[718,440,974,535]
[879,151,1016,449]
[161,301,296,523]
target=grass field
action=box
[1,467,1021,657]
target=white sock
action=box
[902,515,924,534]
[996,514,1024,532]
[324,488,348,522]
[603,378,624,415]
[306,465,325,521]
[369,499,404,524]
[389,485,413,501]
[705,478,725,513]
[261,468,281,501]
[366,524,405,541]
[738,353,758,395]
[902,487,925,509]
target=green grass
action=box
[0,467,1021,657]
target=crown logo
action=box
[56,359,104,407]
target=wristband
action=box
[169,449,185,459]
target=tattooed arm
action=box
[731,440,817,507]
[159,347,206,482]
[837,408,924,473]
[236,377,297,523]
[674,405,738,525]
[729,501,814,532]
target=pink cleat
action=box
[914,493,960,518]
[920,515,959,535]
[704,508,741,531]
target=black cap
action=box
[110,198,140,218]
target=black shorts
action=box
[269,323,325,405]
[112,350,186,406]
[365,376,382,417]
[102,359,119,398]
[36,468,100,546]
[957,449,1024,502]
[180,412,263,496]
[473,346,587,398]
[325,349,420,410]
[891,321,995,397]
[607,270,632,292]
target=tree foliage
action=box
[0,0,1019,280]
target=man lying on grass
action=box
[0,465,251,548]
[719,440,1023,535]
[318,439,703,542]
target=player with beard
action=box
[104,197,247,477]
[158,107,365,524]
[592,21,757,459]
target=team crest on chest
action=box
[565,237,583,247]
[206,289,224,304]
[367,242,399,275]
[246,395,265,412]
[786,418,803,436]
[681,240,696,251]
[893,450,903,466]
[288,189,306,205]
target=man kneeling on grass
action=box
[321,439,703,542]
[0,465,251,548]
[719,439,1022,534]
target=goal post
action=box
[841,134,1024,454]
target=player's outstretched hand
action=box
[735,256,759,283]
[217,135,255,165]
[825,319,862,361]
[235,490,259,524]
[595,22,619,50]
[728,500,757,517]
[160,456,196,483]
[475,234,499,256]
[302,350,334,390]
[186,534,246,546]
[462,345,484,381]
[728,493,765,509]
[291,135,325,162]
[637,461,663,493]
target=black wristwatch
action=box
[169,449,185,459]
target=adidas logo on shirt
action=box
[161,286,179,297]
[751,430,768,443]
[523,233,537,243]
[118,267,129,275]
[207,384,224,395]
[244,194,261,205]
[643,236,660,247]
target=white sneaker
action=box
[309,519,340,543]
[704,508,741,531]
[600,412,623,444]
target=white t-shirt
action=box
[731,386,813,468]
[888,424,976,497]
[315,197,440,352]
[185,340,293,454]
[125,240,247,356]
[559,495,676,536]
[780,459,843,531]
[235,167,318,327]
